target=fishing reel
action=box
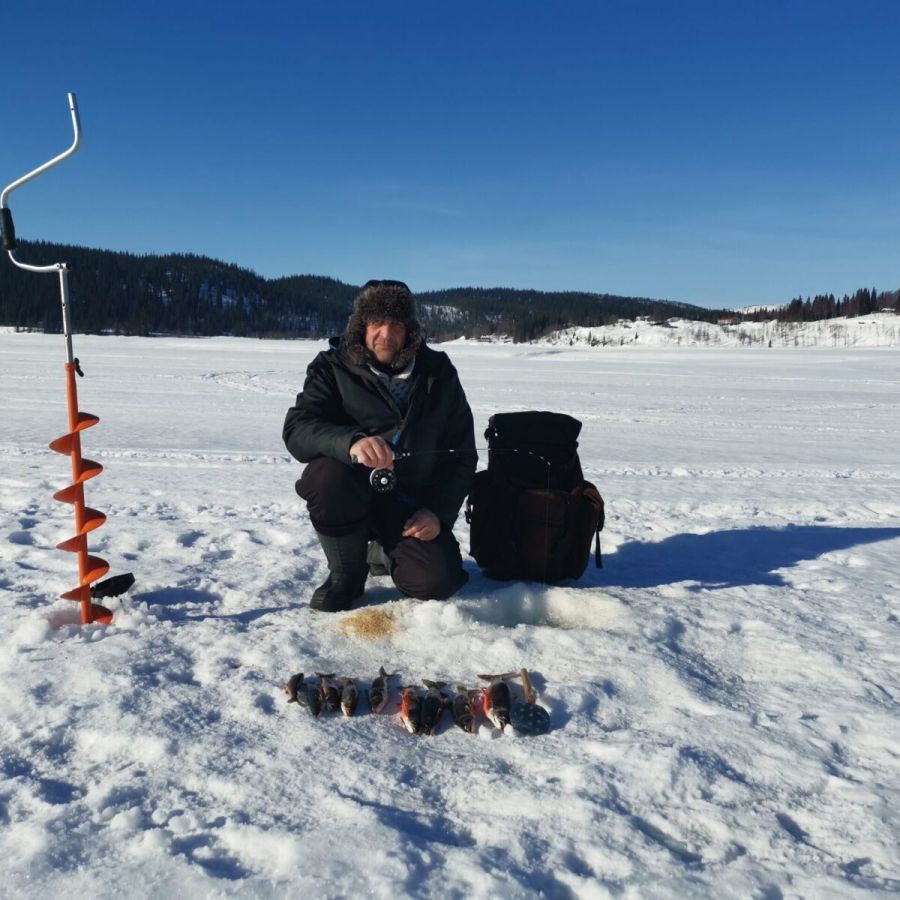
[369,467,397,494]
[351,452,399,493]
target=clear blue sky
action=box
[2,0,898,308]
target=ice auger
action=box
[1,93,133,625]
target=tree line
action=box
[741,287,899,323]
[1,240,894,341]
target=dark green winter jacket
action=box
[283,338,477,528]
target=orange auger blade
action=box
[78,507,107,534]
[53,484,80,504]
[73,411,100,431]
[49,410,99,454]
[52,362,114,625]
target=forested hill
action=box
[0,240,723,340]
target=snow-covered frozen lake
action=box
[1,332,899,898]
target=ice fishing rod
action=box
[2,93,134,625]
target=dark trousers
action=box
[296,457,468,601]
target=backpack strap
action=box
[582,481,604,569]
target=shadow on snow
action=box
[587,524,900,591]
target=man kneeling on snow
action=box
[283,279,476,612]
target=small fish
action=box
[450,684,480,734]
[339,677,359,717]
[369,666,398,714]
[421,680,448,735]
[482,682,511,730]
[477,672,517,731]
[316,672,341,713]
[399,686,423,734]
[305,680,323,718]
[283,672,304,704]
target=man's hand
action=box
[402,508,441,542]
[350,436,394,469]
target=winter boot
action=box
[367,540,390,577]
[311,529,369,612]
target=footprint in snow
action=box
[775,812,810,844]
[177,530,204,548]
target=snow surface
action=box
[1,331,899,898]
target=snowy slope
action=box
[537,312,900,349]
[1,333,899,898]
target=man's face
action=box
[365,319,407,365]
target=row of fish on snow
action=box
[282,668,551,736]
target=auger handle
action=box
[0,208,15,251]
[1,93,81,269]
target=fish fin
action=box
[519,668,537,704]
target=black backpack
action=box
[465,411,605,583]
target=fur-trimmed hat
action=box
[342,279,422,370]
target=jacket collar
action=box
[329,336,436,379]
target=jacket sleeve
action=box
[421,367,477,528]
[282,353,361,464]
